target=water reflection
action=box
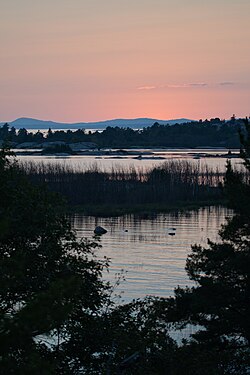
[18,151,241,172]
[71,206,233,303]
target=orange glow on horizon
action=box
[1,0,250,122]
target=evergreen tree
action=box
[156,119,250,373]
[0,148,110,373]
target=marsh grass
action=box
[18,160,230,214]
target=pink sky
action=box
[1,0,250,122]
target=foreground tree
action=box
[0,148,112,373]
[153,119,250,374]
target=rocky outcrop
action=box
[42,141,66,149]
[16,142,41,149]
[69,142,98,151]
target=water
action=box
[71,206,233,304]
[17,148,242,172]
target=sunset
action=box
[1,1,250,373]
[1,0,250,122]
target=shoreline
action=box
[67,199,227,217]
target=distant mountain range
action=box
[1,117,192,130]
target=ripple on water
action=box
[71,206,233,303]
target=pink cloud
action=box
[219,82,235,86]
[137,83,208,90]
[137,86,157,90]
[168,83,207,88]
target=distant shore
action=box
[13,145,240,160]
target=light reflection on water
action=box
[17,148,242,172]
[71,206,233,303]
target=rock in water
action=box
[94,226,107,235]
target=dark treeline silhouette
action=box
[0,116,246,148]
[20,160,227,209]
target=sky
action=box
[1,0,250,122]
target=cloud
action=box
[166,84,188,88]
[137,85,157,90]
[167,83,208,88]
[219,82,235,86]
[137,83,208,90]
[186,83,208,87]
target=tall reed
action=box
[19,160,232,207]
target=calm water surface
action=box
[18,148,242,172]
[71,206,233,303]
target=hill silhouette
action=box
[1,117,192,130]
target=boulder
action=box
[94,226,107,235]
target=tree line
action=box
[0,116,246,148]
